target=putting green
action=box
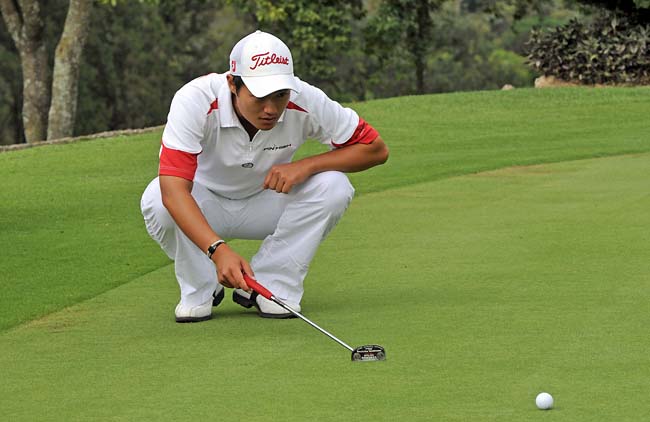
[1,153,648,421]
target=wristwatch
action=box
[207,239,226,259]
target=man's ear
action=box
[226,74,237,95]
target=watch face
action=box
[242,162,254,168]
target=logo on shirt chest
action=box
[263,143,292,152]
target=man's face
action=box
[228,75,291,131]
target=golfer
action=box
[140,30,389,322]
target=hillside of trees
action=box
[1,0,646,145]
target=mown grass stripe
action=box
[1,152,648,420]
[1,87,648,332]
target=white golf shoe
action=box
[175,299,212,323]
[232,288,300,319]
[175,288,225,323]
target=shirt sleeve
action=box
[158,85,207,180]
[295,81,368,148]
[161,86,206,154]
[158,142,198,181]
[331,118,379,148]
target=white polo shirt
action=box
[159,73,378,199]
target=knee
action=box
[149,200,176,232]
[310,171,355,213]
[141,178,176,234]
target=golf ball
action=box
[535,392,553,410]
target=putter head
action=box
[351,344,386,362]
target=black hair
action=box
[232,75,245,93]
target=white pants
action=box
[140,171,355,308]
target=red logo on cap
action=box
[231,60,236,72]
[249,52,290,71]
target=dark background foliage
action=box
[527,10,650,84]
[1,0,647,145]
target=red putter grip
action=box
[243,273,273,300]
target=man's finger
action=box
[282,181,293,193]
[241,265,254,292]
[217,271,229,288]
[264,170,279,190]
[274,179,286,193]
[231,270,247,291]
[264,177,276,191]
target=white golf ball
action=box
[535,392,554,410]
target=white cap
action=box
[229,30,300,98]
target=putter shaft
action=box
[271,295,354,352]
[243,274,354,352]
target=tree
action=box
[0,20,22,145]
[48,0,93,140]
[527,11,650,84]
[525,0,649,84]
[0,0,50,143]
[0,0,93,143]
[74,0,236,135]
[465,0,553,20]
[576,0,650,22]
[367,0,443,94]
[230,0,366,100]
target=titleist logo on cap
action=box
[250,52,290,70]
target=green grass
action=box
[1,87,649,332]
[1,87,649,420]
[0,134,166,330]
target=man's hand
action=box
[263,161,312,193]
[263,138,389,194]
[211,244,253,291]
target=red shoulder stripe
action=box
[286,102,307,113]
[207,99,218,115]
[159,142,199,181]
[332,118,379,148]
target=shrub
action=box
[526,11,650,84]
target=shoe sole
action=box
[175,315,212,323]
[174,289,224,323]
[232,290,296,319]
[232,289,256,308]
[213,288,225,307]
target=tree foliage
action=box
[366,0,443,94]
[76,0,238,135]
[0,0,588,145]
[365,0,537,96]
[527,10,650,84]
[576,0,650,22]
[229,0,366,100]
[429,4,536,91]
[465,0,553,20]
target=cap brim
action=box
[241,74,300,98]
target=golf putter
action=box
[243,274,386,362]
